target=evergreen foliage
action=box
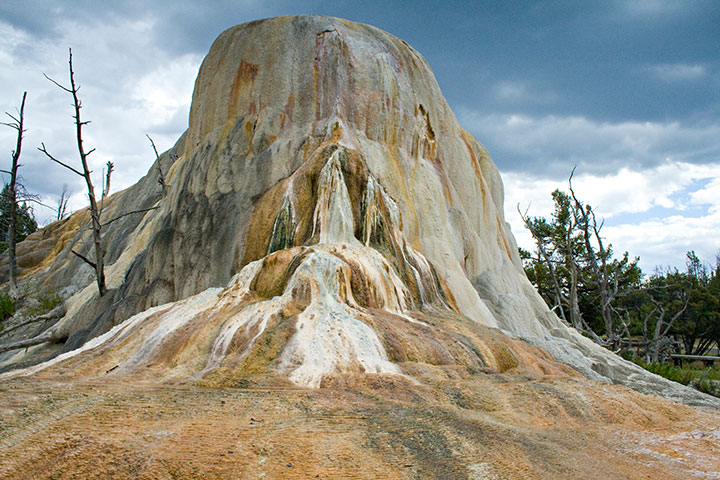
[0,293,14,321]
[521,187,720,363]
[0,183,37,254]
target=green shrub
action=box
[698,380,720,397]
[644,362,696,384]
[0,293,15,321]
[633,359,720,398]
[25,291,63,318]
[38,291,62,312]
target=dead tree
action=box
[568,170,621,348]
[518,204,567,323]
[0,304,65,342]
[518,200,601,344]
[1,91,27,294]
[146,134,167,196]
[39,49,107,296]
[567,170,643,350]
[99,160,114,214]
[0,52,163,354]
[57,184,70,221]
[645,296,690,363]
[39,49,159,299]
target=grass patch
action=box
[0,293,15,322]
[25,291,63,317]
[633,358,720,398]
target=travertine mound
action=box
[0,16,715,408]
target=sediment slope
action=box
[1,14,719,480]
[0,15,716,409]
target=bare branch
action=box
[101,206,159,228]
[146,134,168,195]
[71,249,97,270]
[661,290,692,338]
[0,304,65,338]
[57,184,70,221]
[0,330,54,353]
[38,143,85,177]
[3,111,22,125]
[146,134,160,158]
[103,161,114,199]
[568,164,577,187]
[20,197,53,209]
[517,203,568,324]
[43,73,73,93]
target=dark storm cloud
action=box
[0,1,315,56]
[1,0,719,259]
[4,0,718,125]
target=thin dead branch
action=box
[42,48,106,296]
[3,91,27,294]
[146,134,167,196]
[71,249,97,270]
[57,184,70,221]
[0,304,65,338]
[101,206,159,228]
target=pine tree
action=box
[0,183,37,254]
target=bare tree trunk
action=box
[57,184,70,221]
[568,171,622,348]
[538,244,567,322]
[40,49,106,296]
[645,294,689,363]
[1,91,27,296]
[565,221,582,331]
[518,205,567,323]
[0,304,65,338]
[0,329,54,354]
[146,134,167,196]
[649,308,666,363]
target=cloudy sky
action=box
[1,1,718,273]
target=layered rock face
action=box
[0,16,714,407]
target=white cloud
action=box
[492,81,558,105]
[503,162,720,272]
[690,177,720,213]
[604,213,720,272]
[648,63,707,82]
[459,110,720,176]
[0,16,200,224]
[494,82,527,101]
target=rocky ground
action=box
[1,373,718,479]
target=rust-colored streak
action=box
[280,93,295,129]
[417,104,435,141]
[240,178,291,268]
[461,130,490,214]
[496,215,514,261]
[228,60,259,120]
[244,118,258,154]
[460,130,483,183]
[431,158,453,207]
[329,121,342,143]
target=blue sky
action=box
[1,0,719,272]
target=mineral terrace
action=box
[0,15,718,479]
